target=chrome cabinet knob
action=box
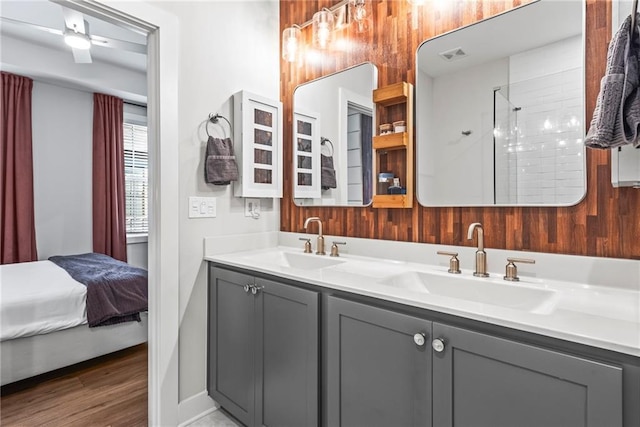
[413,333,426,346]
[432,338,445,353]
[251,285,264,295]
[243,284,252,293]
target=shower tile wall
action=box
[495,36,584,205]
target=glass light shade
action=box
[282,26,301,62]
[350,0,368,22]
[313,9,335,49]
[64,29,91,50]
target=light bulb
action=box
[282,26,301,62]
[313,9,334,49]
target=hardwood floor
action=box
[1,343,147,427]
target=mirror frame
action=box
[415,0,587,207]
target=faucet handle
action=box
[437,251,461,274]
[504,257,536,282]
[330,241,346,257]
[299,237,312,253]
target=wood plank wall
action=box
[280,0,640,260]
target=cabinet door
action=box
[255,277,318,427]
[233,90,283,198]
[208,267,256,427]
[432,323,623,427]
[327,296,432,427]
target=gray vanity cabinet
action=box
[327,296,433,427]
[432,323,623,427]
[208,267,319,427]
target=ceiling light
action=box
[64,25,91,50]
[282,25,302,63]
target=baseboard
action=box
[177,391,218,427]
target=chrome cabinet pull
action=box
[413,333,426,346]
[432,338,445,353]
[251,285,264,295]
[243,284,252,293]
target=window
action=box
[123,122,148,234]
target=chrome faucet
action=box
[303,217,325,255]
[467,222,489,277]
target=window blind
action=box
[123,122,148,233]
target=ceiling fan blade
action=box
[90,34,147,54]
[71,48,92,63]
[60,6,86,34]
[0,16,63,37]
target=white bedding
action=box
[1,260,87,341]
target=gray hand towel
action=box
[585,13,640,149]
[321,154,337,190]
[205,136,239,185]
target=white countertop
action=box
[204,232,640,358]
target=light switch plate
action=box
[189,197,217,218]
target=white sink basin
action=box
[238,250,345,270]
[380,271,558,313]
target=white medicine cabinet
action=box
[233,90,283,198]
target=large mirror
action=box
[293,62,377,206]
[416,0,585,206]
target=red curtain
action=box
[1,72,38,264]
[93,93,127,262]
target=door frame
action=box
[60,1,180,424]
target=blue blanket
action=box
[49,253,148,327]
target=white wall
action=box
[151,0,280,402]
[31,81,93,259]
[499,35,584,205]
[420,59,507,205]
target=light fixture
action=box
[282,0,359,62]
[64,24,91,50]
[282,25,301,63]
[313,9,335,49]
[350,0,370,33]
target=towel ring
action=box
[206,113,233,138]
[321,137,334,156]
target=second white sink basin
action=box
[380,271,558,313]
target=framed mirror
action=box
[293,62,377,206]
[416,0,585,206]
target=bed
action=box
[0,253,148,386]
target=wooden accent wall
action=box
[280,0,640,260]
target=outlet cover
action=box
[245,198,261,218]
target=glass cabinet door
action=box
[233,91,283,198]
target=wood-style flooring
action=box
[0,343,147,427]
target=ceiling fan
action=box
[0,5,146,64]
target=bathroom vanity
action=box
[206,239,640,427]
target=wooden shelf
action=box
[373,82,411,107]
[373,132,408,150]
[372,194,412,209]
[372,81,414,209]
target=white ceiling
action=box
[417,0,583,78]
[0,0,147,73]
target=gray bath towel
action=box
[205,136,239,185]
[585,13,640,149]
[321,153,337,190]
